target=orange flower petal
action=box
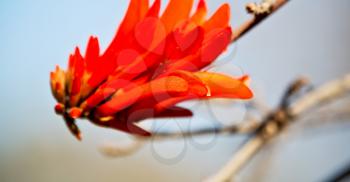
[106,0,149,53]
[87,0,149,88]
[202,3,230,32]
[190,0,207,25]
[95,76,191,117]
[154,71,253,110]
[194,72,253,99]
[164,24,204,60]
[161,0,194,33]
[164,27,232,72]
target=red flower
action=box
[50,0,253,140]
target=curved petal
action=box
[105,0,149,54]
[95,76,191,117]
[154,71,253,111]
[87,0,149,88]
[194,72,253,99]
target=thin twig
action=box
[140,120,259,141]
[231,0,290,43]
[100,120,259,157]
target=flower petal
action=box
[50,65,66,103]
[92,116,151,136]
[67,47,85,106]
[194,72,253,99]
[125,104,193,123]
[202,3,230,32]
[154,71,253,110]
[164,24,204,60]
[161,0,194,33]
[88,0,149,88]
[190,0,207,25]
[95,76,191,117]
[163,27,232,72]
[146,0,160,17]
[85,36,100,73]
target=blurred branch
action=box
[288,94,350,135]
[100,120,259,157]
[289,74,350,117]
[325,160,350,182]
[206,74,350,182]
[147,120,259,141]
[100,140,145,157]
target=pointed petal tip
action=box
[75,133,83,141]
[198,0,207,10]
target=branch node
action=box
[246,0,275,16]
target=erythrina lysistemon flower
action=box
[50,0,253,140]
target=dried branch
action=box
[206,74,350,182]
[205,134,264,182]
[145,120,259,141]
[100,120,259,157]
[289,74,350,117]
[231,0,290,43]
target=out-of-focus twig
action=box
[206,74,350,182]
[100,120,259,157]
[146,120,259,141]
[289,74,350,117]
[100,140,145,157]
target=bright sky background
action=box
[0,0,350,181]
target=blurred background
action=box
[0,0,350,181]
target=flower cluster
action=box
[50,0,253,140]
